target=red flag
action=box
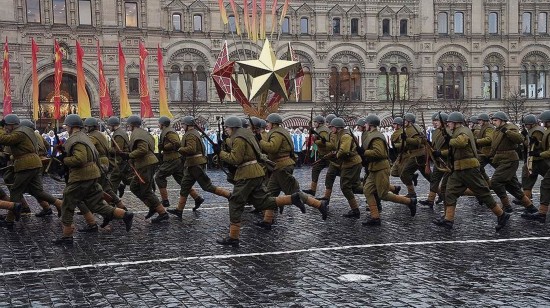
[53,39,63,120]
[97,41,113,118]
[31,38,39,120]
[157,45,172,118]
[139,42,153,118]
[2,37,12,115]
[118,43,132,118]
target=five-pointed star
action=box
[237,39,299,101]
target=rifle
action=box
[522,122,534,175]
[438,112,454,172]
[195,124,230,176]
[419,112,432,176]
[304,108,314,164]
[111,134,145,184]
[410,114,451,173]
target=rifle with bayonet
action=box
[521,120,535,175]
[111,134,146,184]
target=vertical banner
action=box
[243,0,250,39]
[259,0,266,39]
[53,39,63,120]
[252,0,257,41]
[118,42,132,118]
[270,0,278,36]
[218,0,228,25]
[97,41,113,118]
[76,41,91,118]
[279,0,289,27]
[31,38,39,120]
[2,37,12,115]
[157,45,173,118]
[139,42,153,118]
[229,0,241,35]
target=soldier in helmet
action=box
[118,115,168,223]
[155,116,204,210]
[399,113,428,197]
[433,112,510,231]
[0,114,63,229]
[390,117,404,176]
[215,117,327,247]
[469,116,480,136]
[52,114,134,244]
[316,114,340,202]
[522,110,550,223]
[361,114,417,225]
[167,116,231,219]
[106,116,131,198]
[302,115,332,197]
[475,113,495,185]
[489,111,537,214]
[519,114,546,204]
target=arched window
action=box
[329,54,362,102]
[196,66,207,102]
[169,66,181,102]
[78,0,92,25]
[351,18,359,35]
[228,15,236,33]
[332,18,341,34]
[520,54,547,99]
[382,19,390,36]
[300,17,308,34]
[282,17,290,34]
[125,2,138,27]
[483,66,500,99]
[26,0,41,23]
[437,54,466,100]
[182,65,194,102]
[128,77,139,95]
[489,12,498,34]
[378,54,410,102]
[438,12,448,34]
[172,13,182,31]
[193,14,202,32]
[400,19,408,36]
[53,0,67,24]
[454,12,464,34]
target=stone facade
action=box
[1,0,550,127]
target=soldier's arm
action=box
[109,135,125,154]
[336,134,352,159]
[0,131,24,145]
[406,132,422,146]
[129,140,149,159]
[505,128,524,144]
[259,133,283,154]
[476,128,494,146]
[449,133,470,149]
[220,138,245,165]
[364,139,387,159]
[314,131,328,146]
[163,132,179,151]
[63,143,88,167]
[178,135,197,156]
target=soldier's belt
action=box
[275,156,290,162]
[238,160,258,168]
[188,154,203,158]
[495,150,517,155]
[69,162,94,170]
[13,153,38,160]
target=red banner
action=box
[97,41,113,118]
[139,42,153,118]
[31,38,39,120]
[53,40,63,120]
[2,37,12,115]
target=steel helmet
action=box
[392,117,403,126]
[107,116,121,126]
[469,116,478,123]
[83,117,99,127]
[181,116,195,126]
[259,119,267,129]
[325,114,337,125]
[330,117,346,128]
[313,115,325,124]
[20,119,35,129]
[538,110,550,123]
[250,116,262,128]
[491,111,509,122]
[478,113,490,122]
[431,112,448,122]
[404,113,416,123]
[126,115,142,127]
[224,116,243,128]
[266,113,283,124]
[447,112,465,123]
[4,114,20,125]
[356,118,367,126]
[522,114,537,125]
[241,118,249,128]
[365,114,381,127]
[63,114,84,128]
[158,116,171,127]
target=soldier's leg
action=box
[378,168,417,215]
[523,167,550,222]
[497,161,535,212]
[98,171,124,209]
[341,164,362,218]
[420,167,443,208]
[131,165,166,222]
[155,160,176,207]
[192,164,231,198]
[399,157,418,197]
[490,162,513,212]
[168,167,195,218]
[54,181,82,243]
[362,172,380,224]
[319,164,339,201]
[84,180,134,231]
[304,159,328,195]
[433,171,468,228]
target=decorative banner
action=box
[270,0,278,36]
[229,0,241,35]
[118,42,132,118]
[212,41,232,102]
[97,41,113,118]
[243,0,250,39]
[53,39,63,120]
[139,42,153,118]
[31,38,39,120]
[252,0,257,42]
[2,37,12,115]
[76,41,91,118]
[259,0,266,39]
[218,0,228,25]
[279,0,289,27]
[157,45,173,118]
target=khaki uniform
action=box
[109,127,131,190]
[308,125,331,191]
[521,125,547,193]
[155,126,184,188]
[399,124,428,195]
[335,129,362,207]
[537,128,550,209]
[390,128,403,177]
[475,122,495,183]
[322,131,340,195]
[429,127,450,199]
[128,127,160,209]
[88,130,120,205]
[260,126,299,196]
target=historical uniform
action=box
[317,114,339,202]
[303,115,331,196]
[433,112,510,231]
[53,115,133,245]
[520,115,546,201]
[399,113,429,197]
[390,117,404,177]
[475,113,495,184]
[107,117,131,198]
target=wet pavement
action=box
[1,166,549,307]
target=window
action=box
[520,64,546,99]
[437,66,464,100]
[378,65,409,102]
[351,18,359,35]
[329,66,361,102]
[400,19,408,36]
[125,2,138,27]
[301,67,312,101]
[228,15,236,33]
[539,13,547,34]
[482,66,500,99]
[169,66,181,102]
[193,14,202,32]
[171,65,208,102]
[78,0,92,25]
[382,19,390,36]
[26,0,40,23]
[332,18,341,34]
[128,77,139,95]
[438,12,448,34]
[523,12,532,34]
[454,12,464,34]
[172,13,182,31]
[282,17,290,34]
[489,12,498,34]
[53,0,67,24]
[300,17,308,34]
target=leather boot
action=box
[214,187,232,199]
[492,204,510,231]
[406,185,416,198]
[151,205,169,223]
[52,224,75,245]
[433,204,455,229]
[159,187,170,207]
[419,191,436,208]
[316,188,332,202]
[298,192,328,220]
[386,193,417,216]
[217,223,240,247]
[500,196,513,213]
[35,201,53,217]
[362,196,381,226]
[260,210,274,228]
[302,182,317,195]
[190,189,205,211]
[342,199,360,218]
[79,212,98,232]
[390,185,401,195]
[521,195,537,214]
[21,198,31,216]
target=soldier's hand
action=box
[529,136,539,145]
[433,150,442,158]
[118,152,130,160]
[255,133,262,142]
[529,150,541,157]
[357,146,365,156]
[401,132,407,141]
[500,127,508,134]
[321,137,327,144]
[521,129,529,137]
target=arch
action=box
[436,51,469,69]
[377,51,414,69]
[521,50,550,66]
[327,46,367,69]
[483,51,506,67]
[328,49,366,70]
[166,45,211,69]
[376,44,416,66]
[279,49,316,69]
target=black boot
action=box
[302,189,316,196]
[521,212,547,223]
[123,212,134,231]
[78,224,98,233]
[254,220,272,230]
[496,212,510,231]
[512,199,523,206]
[291,193,306,213]
[118,184,125,198]
[167,209,183,219]
[249,208,262,214]
[432,217,454,229]
[412,173,419,186]
[375,194,383,212]
[362,217,381,226]
[409,197,418,217]
[502,206,514,213]
[522,205,538,215]
[151,212,169,223]
[13,202,22,221]
[52,236,73,245]
[35,207,53,217]
[342,208,360,219]
[161,200,170,208]
[318,201,329,220]
[145,208,156,219]
[216,237,239,247]
[100,217,112,228]
[192,196,205,211]
[419,200,434,209]
[394,186,401,195]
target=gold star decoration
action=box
[237,39,299,101]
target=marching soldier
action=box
[0,114,63,230]
[489,112,537,214]
[106,116,131,198]
[399,113,428,197]
[390,117,404,177]
[361,115,417,226]
[215,117,326,247]
[52,114,134,244]
[317,114,339,202]
[303,115,331,196]
[519,114,545,203]
[118,115,168,223]
[522,110,550,223]
[155,116,204,210]
[433,112,510,231]
[475,113,495,185]
[259,119,268,141]
[469,116,480,136]
[167,116,231,219]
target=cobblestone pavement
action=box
[0,166,549,307]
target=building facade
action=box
[1,0,550,128]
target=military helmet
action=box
[181,116,195,126]
[392,117,403,126]
[158,116,171,127]
[325,114,337,126]
[83,117,99,127]
[478,113,490,122]
[259,119,267,129]
[4,114,20,125]
[241,118,249,128]
[63,114,84,128]
[469,116,478,123]
[126,115,142,127]
[20,119,35,129]
[522,114,537,125]
[330,117,346,128]
[313,115,325,124]
[250,116,262,128]
[224,116,242,128]
[107,116,120,126]
[491,111,509,122]
[447,112,465,123]
[356,118,367,126]
[266,113,283,124]
[539,110,550,123]
[404,113,416,123]
[431,112,448,122]
[365,114,381,127]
